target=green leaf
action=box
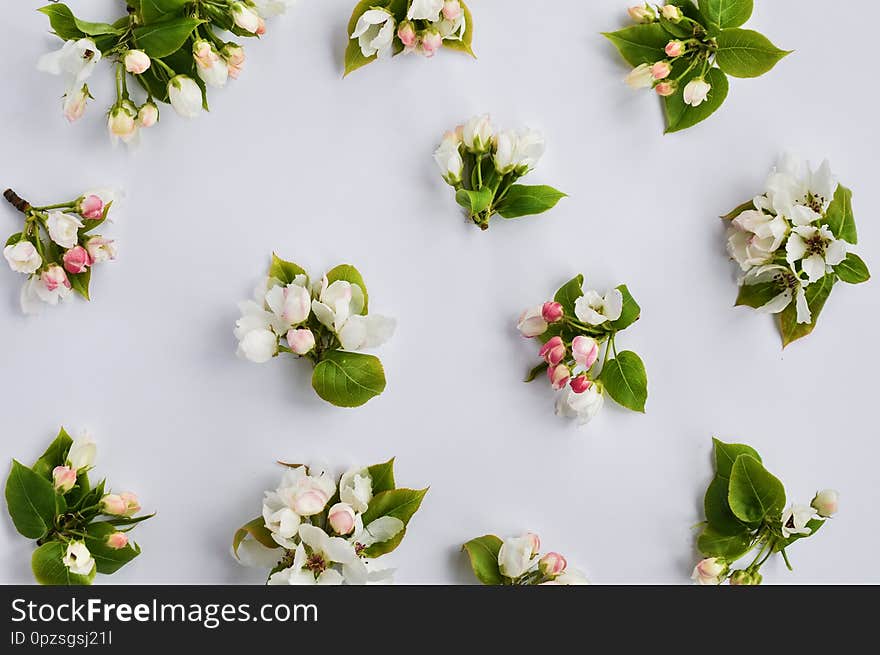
[442,0,476,57]
[462,535,504,585]
[553,274,584,317]
[609,285,641,331]
[362,488,428,526]
[664,66,729,133]
[32,541,95,586]
[524,361,549,383]
[778,275,835,347]
[701,0,753,28]
[834,253,870,284]
[704,476,748,535]
[599,351,648,413]
[455,187,494,215]
[735,280,780,309]
[233,517,279,557]
[69,269,91,301]
[268,253,307,285]
[728,454,785,524]
[38,4,122,40]
[343,0,381,77]
[715,28,790,78]
[84,522,141,575]
[602,24,670,67]
[133,17,203,59]
[495,185,567,219]
[697,526,753,560]
[140,0,189,23]
[32,428,74,480]
[311,351,386,408]
[367,458,396,495]
[721,199,755,220]
[712,438,761,480]
[5,460,61,539]
[825,185,857,244]
[326,264,368,314]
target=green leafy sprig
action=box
[694,438,838,585]
[604,1,790,132]
[4,428,153,586]
[463,532,589,585]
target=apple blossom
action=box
[138,102,159,128]
[4,241,41,274]
[420,29,443,57]
[811,489,839,518]
[442,1,463,20]
[62,246,92,274]
[743,265,812,325]
[168,75,202,119]
[408,0,444,21]
[47,211,84,249]
[539,552,567,577]
[548,364,571,391]
[434,131,464,185]
[193,40,229,88]
[660,4,682,20]
[541,301,564,323]
[518,308,548,337]
[84,237,117,264]
[339,467,373,513]
[691,557,726,585]
[52,466,77,493]
[266,282,311,325]
[298,524,369,585]
[726,209,788,270]
[575,289,623,325]
[231,2,261,33]
[101,493,127,516]
[293,490,330,516]
[462,114,494,154]
[398,21,417,49]
[556,383,604,426]
[352,9,396,58]
[572,336,599,369]
[651,61,672,80]
[223,44,246,78]
[41,265,71,293]
[539,336,567,367]
[123,50,151,74]
[683,78,711,107]
[570,374,591,394]
[63,541,95,576]
[786,225,847,283]
[665,40,685,57]
[237,327,278,363]
[67,434,96,471]
[37,39,101,85]
[287,328,315,355]
[628,6,656,23]
[77,194,104,220]
[106,532,129,550]
[781,504,817,538]
[108,102,138,144]
[625,63,654,89]
[328,503,357,535]
[498,535,538,579]
[63,84,89,123]
[654,81,675,96]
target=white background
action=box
[0,0,877,584]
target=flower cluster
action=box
[694,438,838,585]
[3,188,117,314]
[518,275,648,427]
[434,115,566,230]
[605,2,789,132]
[233,459,426,585]
[234,254,396,407]
[345,0,474,75]
[37,1,297,144]
[4,428,152,585]
[463,533,589,585]
[725,156,869,346]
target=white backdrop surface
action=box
[0,0,877,584]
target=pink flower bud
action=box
[570,374,592,394]
[287,328,316,355]
[541,301,564,323]
[256,17,266,36]
[62,246,92,275]
[106,532,129,550]
[548,364,571,390]
[654,82,676,97]
[572,336,600,369]
[660,4,683,20]
[120,492,141,516]
[223,44,246,79]
[192,40,218,70]
[52,465,77,493]
[328,503,357,535]
[78,194,104,220]
[692,557,727,585]
[293,490,329,516]
[442,0,463,20]
[811,489,839,518]
[124,50,151,75]
[539,552,567,577]
[539,336,567,367]
[525,532,541,556]
[398,21,417,48]
[101,494,127,516]
[665,40,685,57]
[651,61,672,80]
[420,30,443,57]
[138,102,159,128]
[41,265,71,292]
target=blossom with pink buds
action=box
[138,102,159,128]
[811,489,839,518]
[124,50,151,74]
[517,306,548,338]
[660,4,683,21]
[654,81,676,97]
[420,29,443,57]
[651,61,672,80]
[223,44,246,78]
[52,465,77,493]
[570,374,591,394]
[231,2,261,33]
[398,20,417,48]
[287,328,315,355]
[41,265,70,292]
[62,246,92,275]
[63,85,89,123]
[665,40,685,57]
[77,194,104,220]
[328,502,357,535]
[628,5,656,23]
[539,552,567,577]
[292,489,329,516]
[692,557,727,585]
[101,494,128,516]
[539,336,567,366]
[548,364,571,390]
[107,532,129,550]
[541,301,564,324]
[442,0,463,20]
[572,336,600,369]
[85,237,117,264]
[193,40,228,88]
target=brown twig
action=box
[3,189,31,213]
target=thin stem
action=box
[115,62,125,101]
[780,547,793,571]
[31,202,76,211]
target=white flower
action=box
[63,84,89,123]
[434,131,464,185]
[781,504,817,538]
[726,209,789,271]
[462,114,494,153]
[574,289,623,325]
[311,278,395,350]
[38,39,101,85]
[108,102,139,145]
[236,328,277,363]
[63,541,95,576]
[234,281,293,363]
[231,2,262,33]
[555,568,590,585]
[683,78,711,107]
[498,535,538,579]
[625,63,654,89]
[265,281,311,326]
[4,241,41,274]
[339,467,373,513]
[298,524,368,585]
[168,75,202,119]
[555,384,604,426]
[124,50,151,75]
[494,129,545,175]
[811,489,839,518]
[67,433,96,471]
[352,9,396,58]
[408,0,444,21]
[252,0,297,17]
[785,225,847,283]
[234,536,284,569]
[517,305,548,338]
[691,557,726,585]
[350,515,404,549]
[742,265,812,324]
[268,543,345,585]
[193,41,228,88]
[765,156,837,222]
[262,467,337,548]
[45,211,83,249]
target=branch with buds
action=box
[518,274,648,427]
[605,2,790,132]
[3,187,117,314]
[233,458,426,585]
[4,428,153,585]
[693,438,838,585]
[36,1,298,145]
[345,0,475,76]
[463,532,589,585]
